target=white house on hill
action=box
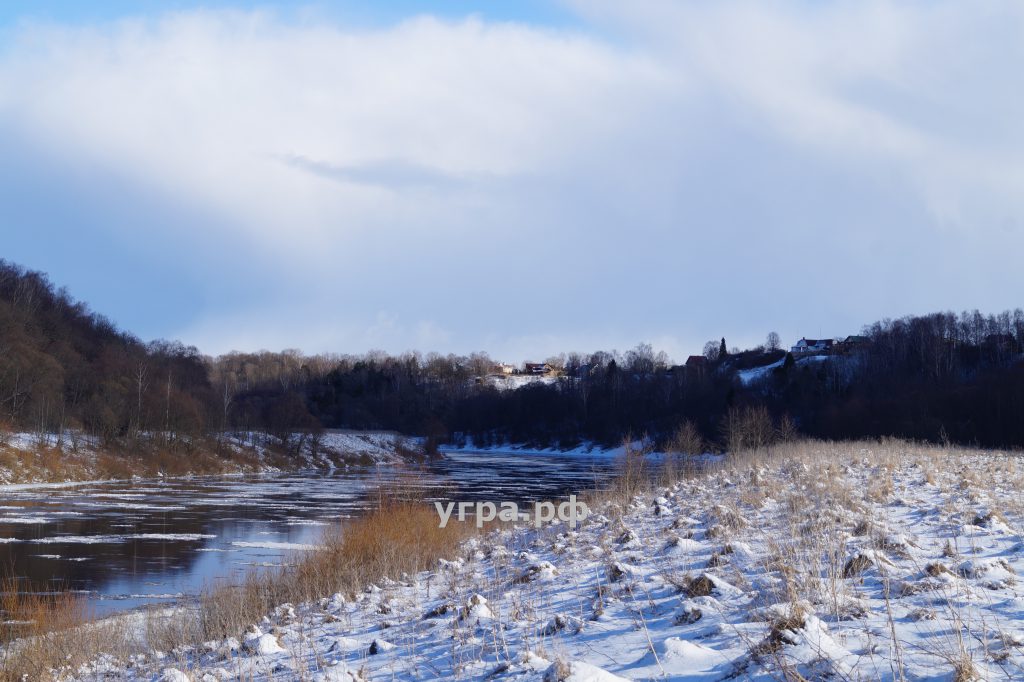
[791,338,834,354]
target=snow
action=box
[736,356,785,384]
[242,632,285,656]
[313,662,365,681]
[0,478,111,492]
[544,660,630,681]
[736,354,829,385]
[442,438,721,464]
[312,430,424,463]
[442,439,637,459]
[482,374,561,391]
[0,429,423,487]
[3,432,98,451]
[27,443,1024,680]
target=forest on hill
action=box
[3,259,1024,454]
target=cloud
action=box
[0,12,666,248]
[0,3,1022,360]
[278,154,468,190]
[571,0,1024,230]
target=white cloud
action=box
[571,0,1024,230]
[1,3,1022,359]
[0,12,668,251]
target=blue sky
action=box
[2,1,1023,361]
[0,1,579,31]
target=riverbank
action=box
[10,439,1021,680]
[0,430,426,487]
[440,439,628,458]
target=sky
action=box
[2,1,1023,363]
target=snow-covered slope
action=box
[736,354,830,385]
[481,374,562,391]
[71,442,1024,680]
[0,430,423,485]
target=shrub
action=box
[611,436,651,502]
[663,421,704,483]
[721,406,775,453]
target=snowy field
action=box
[33,441,1024,680]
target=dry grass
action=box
[7,437,1023,679]
[0,575,134,681]
[0,436,282,485]
[0,486,473,678]
[0,447,19,473]
[195,497,475,644]
[0,576,89,646]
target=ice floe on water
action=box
[28,533,217,544]
[0,515,52,523]
[230,541,318,551]
[284,518,329,526]
[0,452,616,618]
[71,501,189,511]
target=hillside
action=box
[5,259,1024,461]
[0,260,214,442]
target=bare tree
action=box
[220,375,235,435]
[164,368,173,442]
[467,351,494,378]
[766,331,781,352]
[133,361,148,439]
[544,353,567,375]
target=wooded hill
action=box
[3,259,1024,453]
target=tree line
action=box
[2,260,1023,454]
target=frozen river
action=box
[0,451,615,616]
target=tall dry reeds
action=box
[197,494,474,643]
[0,575,132,682]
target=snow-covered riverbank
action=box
[39,441,1024,679]
[441,440,628,459]
[0,430,423,487]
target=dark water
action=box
[0,452,615,616]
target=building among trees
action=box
[790,338,835,355]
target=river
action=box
[0,451,615,617]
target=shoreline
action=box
[16,439,1018,680]
[0,430,426,488]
